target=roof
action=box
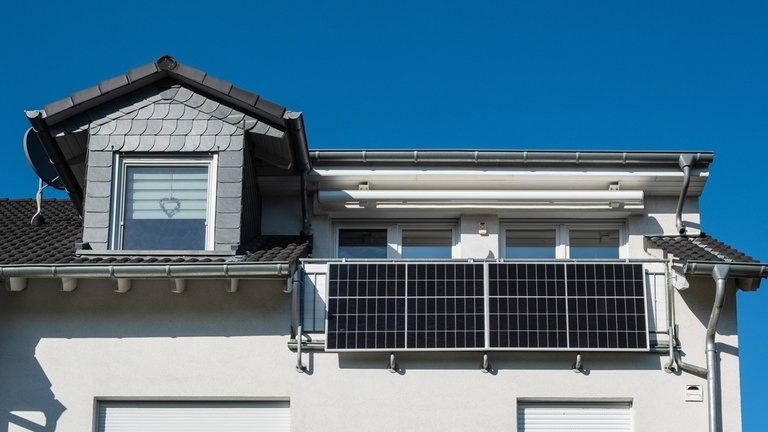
[27,55,310,212]
[40,55,288,127]
[644,234,757,264]
[0,199,310,268]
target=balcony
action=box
[298,259,670,353]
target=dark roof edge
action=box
[38,55,288,129]
[26,111,83,211]
[310,150,715,168]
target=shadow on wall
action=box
[0,343,65,431]
[677,277,740,360]
[0,277,291,432]
[678,277,739,336]
[336,350,663,373]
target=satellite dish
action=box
[23,127,64,190]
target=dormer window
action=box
[111,155,217,251]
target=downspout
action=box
[663,261,679,373]
[301,169,311,235]
[674,264,729,432]
[675,154,697,235]
[285,112,312,235]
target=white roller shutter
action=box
[518,402,631,432]
[97,401,289,432]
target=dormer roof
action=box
[26,55,310,211]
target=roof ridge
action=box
[40,55,287,127]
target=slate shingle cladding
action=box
[644,234,756,264]
[0,199,309,267]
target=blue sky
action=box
[1,1,767,429]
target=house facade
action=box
[1,56,765,432]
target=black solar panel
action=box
[327,262,648,352]
[565,263,648,350]
[488,263,569,349]
[327,263,407,350]
[489,263,648,351]
[327,263,485,351]
[407,263,485,349]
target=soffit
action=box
[310,167,708,197]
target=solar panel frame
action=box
[326,261,650,352]
[487,262,649,352]
[326,262,486,352]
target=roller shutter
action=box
[518,402,631,432]
[97,401,289,432]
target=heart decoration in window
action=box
[159,197,181,218]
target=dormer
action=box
[26,56,310,254]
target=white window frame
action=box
[110,154,218,251]
[333,222,459,259]
[501,222,627,259]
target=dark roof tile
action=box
[127,62,160,83]
[44,97,75,117]
[645,234,757,264]
[71,85,102,105]
[37,56,291,138]
[98,74,130,94]
[174,64,207,84]
[0,199,81,265]
[202,74,233,95]
[255,96,286,119]
[0,200,311,268]
[228,86,259,106]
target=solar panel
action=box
[488,263,648,351]
[327,262,648,352]
[565,263,648,350]
[407,263,485,349]
[326,263,407,350]
[326,263,485,351]
[488,263,569,349]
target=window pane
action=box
[506,229,556,259]
[401,229,452,259]
[338,229,388,258]
[570,230,620,259]
[122,166,208,250]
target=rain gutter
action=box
[285,112,312,235]
[0,262,293,280]
[310,150,714,167]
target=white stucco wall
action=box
[0,195,742,432]
[0,274,741,431]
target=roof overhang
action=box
[0,262,297,294]
[0,261,294,280]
